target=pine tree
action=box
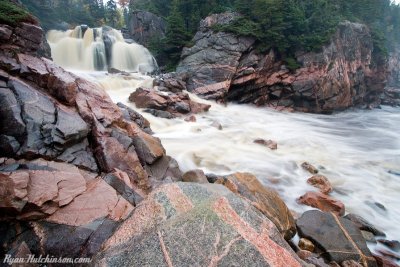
[106,0,118,27]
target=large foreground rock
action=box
[93,182,305,267]
[297,210,377,267]
[177,13,387,113]
[214,172,296,240]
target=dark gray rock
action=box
[128,10,166,46]
[297,210,378,266]
[0,135,21,156]
[0,87,26,138]
[117,102,152,134]
[344,214,386,237]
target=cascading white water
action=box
[47,25,157,73]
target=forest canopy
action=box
[20,0,400,70]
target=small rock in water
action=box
[307,175,333,194]
[361,231,376,243]
[376,249,400,261]
[299,238,315,252]
[254,139,278,150]
[184,115,196,122]
[377,240,400,252]
[373,254,400,267]
[182,169,209,184]
[344,214,386,237]
[297,191,345,216]
[211,121,223,130]
[301,162,319,174]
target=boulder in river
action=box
[129,87,211,118]
[307,175,333,194]
[297,191,345,216]
[297,210,378,267]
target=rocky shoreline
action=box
[1,4,400,267]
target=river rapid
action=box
[76,71,400,245]
[47,26,400,256]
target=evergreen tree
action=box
[164,0,191,69]
[106,0,118,27]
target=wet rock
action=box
[94,134,149,191]
[376,249,400,261]
[182,169,209,184]
[297,191,345,216]
[129,87,211,118]
[341,260,363,267]
[299,238,315,252]
[131,130,165,165]
[297,210,377,267]
[307,175,333,194]
[117,102,152,133]
[0,87,26,138]
[154,72,187,92]
[93,182,305,266]
[211,121,223,130]
[377,240,400,252]
[373,254,400,267]
[254,139,278,150]
[214,172,296,240]
[145,155,183,183]
[184,115,197,122]
[361,231,377,243]
[344,214,386,237]
[302,162,319,174]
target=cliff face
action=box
[128,10,166,46]
[176,13,388,113]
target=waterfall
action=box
[47,25,157,73]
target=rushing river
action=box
[48,26,400,259]
[80,72,400,245]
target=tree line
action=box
[135,0,400,70]
[20,0,400,71]
[20,0,130,30]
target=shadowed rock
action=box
[297,210,377,267]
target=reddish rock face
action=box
[94,183,305,267]
[307,175,333,194]
[176,13,388,113]
[297,191,345,216]
[129,87,211,118]
[214,172,296,240]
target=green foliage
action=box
[0,0,37,26]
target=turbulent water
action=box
[47,26,157,73]
[48,27,400,254]
[87,73,400,243]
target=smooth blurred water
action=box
[80,71,400,256]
